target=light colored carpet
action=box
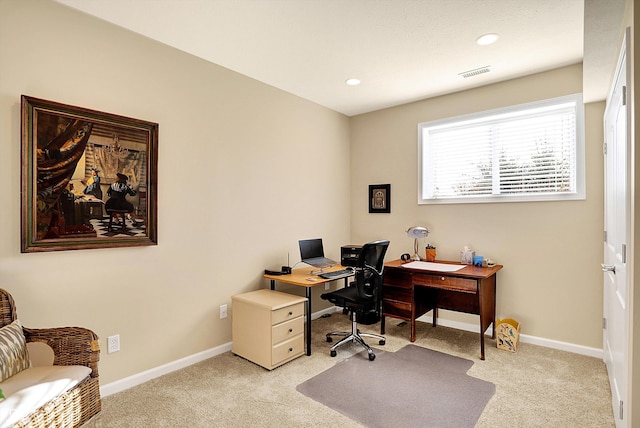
[297,344,495,427]
[84,314,615,427]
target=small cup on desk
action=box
[473,255,484,267]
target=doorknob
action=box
[601,264,616,273]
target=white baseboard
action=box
[101,307,338,397]
[416,314,603,359]
[101,308,602,397]
[100,342,232,397]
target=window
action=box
[418,94,585,204]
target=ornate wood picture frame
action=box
[369,184,391,213]
[21,95,158,252]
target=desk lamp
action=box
[406,226,429,261]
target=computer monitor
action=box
[299,238,337,269]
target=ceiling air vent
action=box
[459,66,491,78]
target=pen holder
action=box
[425,247,436,262]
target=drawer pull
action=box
[288,311,293,316]
[289,347,294,352]
[288,328,293,333]
[441,276,445,280]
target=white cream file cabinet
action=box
[232,289,307,370]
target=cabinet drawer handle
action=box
[288,328,293,333]
[441,276,445,281]
[288,311,293,316]
[289,347,294,352]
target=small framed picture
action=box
[369,184,390,213]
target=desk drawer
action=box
[272,302,305,325]
[383,268,412,289]
[383,285,412,303]
[272,335,304,365]
[414,274,477,294]
[272,317,303,345]
[383,299,412,319]
[438,291,479,314]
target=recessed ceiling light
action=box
[476,33,499,46]
[345,78,361,86]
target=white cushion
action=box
[0,365,91,428]
[26,342,55,367]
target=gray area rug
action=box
[296,344,495,428]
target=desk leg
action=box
[305,287,312,356]
[478,276,496,360]
[479,308,486,361]
[379,297,385,334]
[478,303,489,361]
[269,279,312,356]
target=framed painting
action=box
[369,184,390,213]
[21,95,158,252]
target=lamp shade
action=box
[406,226,429,238]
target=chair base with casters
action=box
[326,310,385,361]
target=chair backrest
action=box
[354,240,390,300]
[0,288,18,328]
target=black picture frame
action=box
[369,184,391,213]
[21,95,158,252]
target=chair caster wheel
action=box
[379,340,386,345]
[326,336,332,343]
[330,350,337,357]
[368,353,376,361]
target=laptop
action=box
[299,238,337,269]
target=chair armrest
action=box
[23,326,100,378]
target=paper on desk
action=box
[401,261,465,272]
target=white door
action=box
[603,28,630,427]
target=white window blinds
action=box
[418,94,584,204]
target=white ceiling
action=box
[54,0,625,116]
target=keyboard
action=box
[319,269,354,280]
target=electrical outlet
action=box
[325,283,330,290]
[107,334,120,354]
[220,304,228,319]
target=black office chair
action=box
[321,240,390,361]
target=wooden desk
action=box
[264,265,353,356]
[381,260,503,360]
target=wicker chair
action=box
[0,288,101,427]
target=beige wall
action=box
[350,64,606,349]
[0,0,616,390]
[0,0,350,384]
